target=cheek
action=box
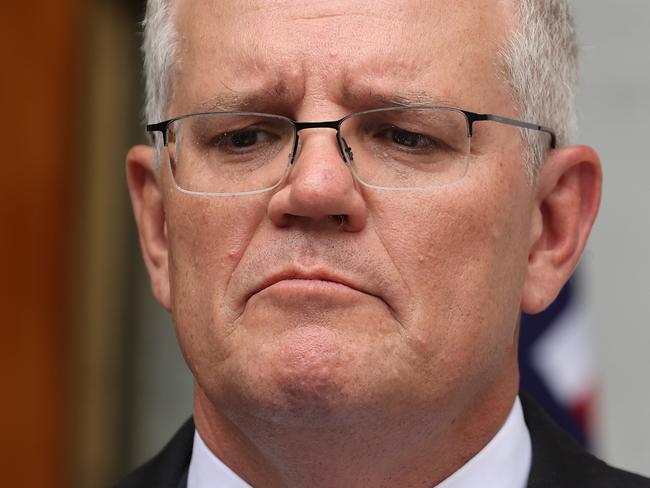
[370,175,531,362]
[164,191,268,362]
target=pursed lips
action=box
[238,266,405,326]
[247,269,371,301]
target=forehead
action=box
[171,0,514,115]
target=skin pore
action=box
[126,0,601,486]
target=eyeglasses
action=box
[147,106,556,195]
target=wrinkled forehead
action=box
[170,0,514,116]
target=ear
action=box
[126,145,171,311]
[521,145,602,314]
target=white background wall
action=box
[572,0,650,476]
[128,0,650,477]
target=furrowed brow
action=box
[382,93,457,107]
[194,93,261,113]
[192,82,293,114]
[341,86,458,110]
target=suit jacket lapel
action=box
[522,393,593,488]
[114,418,194,488]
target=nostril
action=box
[331,214,347,226]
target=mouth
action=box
[237,265,404,326]
[247,269,370,302]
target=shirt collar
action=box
[435,397,532,488]
[188,397,531,488]
[187,430,253,488]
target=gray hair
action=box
[500,0,579,179]
[142,0,578,178]
[142,0,177,160]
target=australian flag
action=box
[519,274,595,447]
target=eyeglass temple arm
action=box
[146,121,171,145]
[467,112,557,149]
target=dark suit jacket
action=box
[114,395,650,487]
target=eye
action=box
[376,126,440,150]
[229,130,259,147]
[214,128,277,152]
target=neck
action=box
[193,367,518,488]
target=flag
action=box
[519,275,595,447]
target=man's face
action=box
[161,0,534,423]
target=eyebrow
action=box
[192,82,293,113]
[195,93,264,113]
[340,86,459,110]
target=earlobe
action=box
[521,145,602,314]
[126,145,172,311]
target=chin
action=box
[211,325,387,427]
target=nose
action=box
[267,130,368,231]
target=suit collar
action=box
[113,417,194,488]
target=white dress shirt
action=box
[187,397,532,488]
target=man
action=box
[118,0,650,486]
